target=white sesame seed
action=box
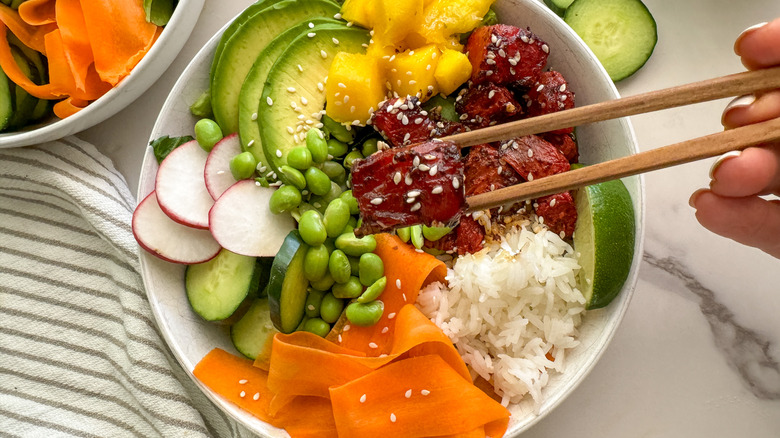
[409,80,416,85]
[537,84,545,92]
[396,279,401,288]
[317,82,324,92]
[239,379,248,384]
[266,97,273,106]
[421,389,430,396]
[308,32,316,38]
[528,149,534,158]
[488,90,496,99]
[286,126,294,134]
[343,324,350,331]
[338,334,342,343]
[403,133,411,143]
[381,326,389,334]
[287,87,296,93]
[528,172,534,181]
[308,22,315,28]
[542,44,549,54]
[240,391,246,398]
[276,149,282,158]
[360,394,367,403]
[251,112,258,121]
[216,170,225,175]
[390,413,397,423]
[410,203,421,212]
[301,97,308,106]
[452,178,460,189]
[393,172,402,184]
[429,165,438,176]
[369,342,378,349]
[560,84,567,92]
[405,173,413,185]
[370,197,383,205]
[402,115,409,125]
[418,164,430,172]
[388,312,396,319]
[431,186,443,194]
[344,95,350,103]
[412,156,420,167]
[332,37,340,44]
[508,58,518,66]
[338,82,347,89]
[560,94,568,101]
[320,50,328,58]
[405,389,412,398]
[550,198,557,207]
[402,293,407,301]
[407,189,421,197]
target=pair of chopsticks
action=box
[445,66,780,211]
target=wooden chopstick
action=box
[466,116,780,211]
[443,66,780,148]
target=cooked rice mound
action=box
[417,222,586,408]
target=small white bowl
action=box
[138,0,645,436]
[0,0,205,148]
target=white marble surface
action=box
[81,0,780,436]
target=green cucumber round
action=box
[267,230,310,333]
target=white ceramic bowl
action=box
[138,0,645,435]
[0,0,205,148]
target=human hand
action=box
[689,18,780,258]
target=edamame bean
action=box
[422,225,451,241]
[321,161,346,182]
[319,293,344,324]
[332,276,363,299]
[361,138,379,157]
[280,165,306,190]
[357,276,386,303]
[229,151,257,180]
[305,289,325,318]
[410,225,424,249]
[328,249,351,284]
[339,190,359,215]
[335,232,377,256]
[305,167,331,196]
[194,118,223,152]
[311,182,343,210]
[348,256,360,275]
[343,150,363,169]
[304,244,330,281]
[303,318,331,337]
[326,138,349,158]
[299,210,327,246]
[324,198,350,238]
[322,114,356,144]
[306,128,329,163]
[346,216,358,229]
[310,272,335,291]
[345,300,384,327]
[396,226,411,243]
[287,146,313,170]
[269,185,301,214]
[358,253,384,286]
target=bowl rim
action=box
[0,0,206,149]
[138,0,646,436]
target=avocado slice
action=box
[210,0,341,134]
[258,24,370,179]
[238,17,341,171]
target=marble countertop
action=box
[81,0,780,436]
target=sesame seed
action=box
[298,64,303,72]
[528,149,534,158]
[528,172,534,181]
[406,197,416,204]
[418,164,430,172]
[429,165,438,176]
[307,304,315,311]
[388,312,396,319]
[421,389,430,396]
[266,97,273,106]
[537,84,545,92]
[344,95,350,103]
[369,342,378,349]
[291,102,298,109]
[405,173,413,185]
[320,50,328,58]
[412,156,420,167]
[485,58,495,65]
[276,149,282,158]
[247,140,255,147]
[426,64,431,71]
[253,393,260,401]
[360,394,367,403]
[371,197,384,205]
[409,80,416,85]
[287,87,296,93]
[405,389,412,398]
[317,82,324,92]
[286,126,294,134]
[338,334,342,343]
[396,279,401,288]
[251,112,258,121]
[343,324,351,331]
[550,198,557,207]
[347,21,353,26]
[560,84,567,92]
[497,165,502,174]
[239,379,248,384]
[308,22,315,28]
[560,94,568,101]
[338,82,347,89]
[509,58,518,66]
[431,185,443,194]
[403,133,411,143]
[334,12,342,19]
[452,178,460,189]
[402,115,409,125]
[407,189,421,197]
[499,48,507,57]
[393,172,402,184]
[521,35,529,43]
[301,97,308,105]
[390,413,397,423]
[381,326,389,334]
[308,32,316,38]
[415,117,423,125]
[217,170,224,175]
[332,37,340,45]
[409,50,415,55]
[240,391,246,398]
[402,293,407,301]
[542,44,549,53]
[410,203,421,212]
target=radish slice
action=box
[205,133,242,200]
[209,180,295,257]
[133,191,221,264]
[156,140,214,229]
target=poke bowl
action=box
[0,0,205,148]
[136,0,645,436]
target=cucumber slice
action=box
[564,0,657,82]
[267,231,310,334]
[231,298,279,362]
[544,0,575,16]
[0,68,12,131]
[185,249,260,321]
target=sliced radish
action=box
[133,191,221,264]
[209,180,295,257]
[205,133,242,200]
[156,140,214,229]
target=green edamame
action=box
[298,210,327,246]
[319,293,344,324]
[305,289,325,318]
[310,272,335,291]
[287,146,313,170]
[348,256,360,275]
[324,198,351,238]
[410,225,424,249]
[310,182,343,211]
[194,118,223,152]
[345,300,384,327]
[303,318,331,337]
[326,138,349,158]
[339,190,359,215]
[361,138,379,157]
[280,165,306,190]
[343,150,363,169]
[357,276,386,303]
[304,244,330,282]
[322,114,356,144]
[347,216,358,229]
[358,253,384,286]
[305,167,331,196]
[328,249,351,284]
[396,226,411,243]
[321,161,346,182]
[335,232,377,257]
[306,128,329,163]
[422,225,452,241]
[269,185,301,214]
[229,151,257,180]
[332,276,363,299]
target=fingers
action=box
[690,190,780,258]
[721,90,780,129]
[734,18,780,69]
[708,144,780,197]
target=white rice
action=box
[416,223,586,408]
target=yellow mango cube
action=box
[326,53,387,125]
[417,0,494,45]
[340,0,376,29]
[387,45,441,101]
[434,49,472,96]
[374,0,424,48]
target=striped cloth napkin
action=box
[0,138,254,437]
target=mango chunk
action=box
[387,45,441,101]
[417,0,495,45]
[326,52,387,125]
[340,0,376,29]
[373,0,424,48]
[434,49,472,96]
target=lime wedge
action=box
[573,178,635,309]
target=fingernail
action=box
[708,150,742,180]
[689,189,708,208]
[721,94,756,125]
[735,22,768,55]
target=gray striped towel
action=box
[0,137,254,437]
